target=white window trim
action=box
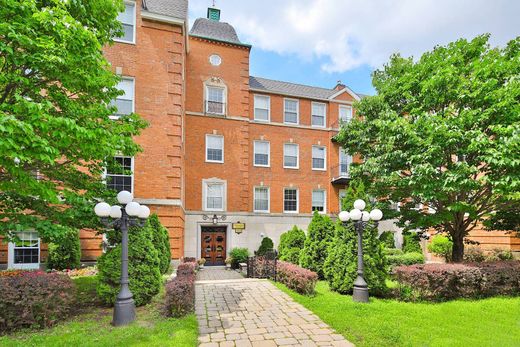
[254,94,271,122]
[205,134,224,164]
[311,102,327,128]
[202,178,227,212]
[312,145,327,171]
[114,1,136,45]
[103,155,135,193]
[253,186,270,213]
[339,105,353,123]
[205,85,226,115]
[283,143,299,169]
[253,140,270,167]
[283,98,299,125]
[339,148,352,176]
[7,231,41,270]
[312,189,327,214]
[283,187,299,213]
[110,76,135,120]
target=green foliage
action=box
[97,224,161,306]
[278,226,306,264]
[256,237,274,256]
[402,231,422,253]
[299,212,335,278]
[387,252,425,267]
[229,247,249,268]
[336,35,520,262]
[148,214,171,274]
[427,235,453,262]
[383,248,404,256]
[46,227,81,270]
[0,0,147,242]
[379,231,396,249]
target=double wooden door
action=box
[201,226,226,266]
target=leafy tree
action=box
[256,237,274,256]
[278,226,306,264]
[148,214,171,274]
[299,211,335,278]
[0,0,147,242]
[336,35,520,262]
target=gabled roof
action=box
[142,0,188,20]
[190,18,249,47]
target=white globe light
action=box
[350,208,362,221]
[362,211,370,222]
[338,211,350,222]
[353,199,366,211]
[109,205,122,219]
[369,209,383,221]
[117,190,133,204]
[94,202,111,217]
[125,201,141,217]
[138,205,150,219]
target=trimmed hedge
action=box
[276,261,318,295]
[387,252,425,267]
[164,263,196,317]
[0,271,75,333]
[176,262,196,277]
[394,261,520,301]
[46,227,81,270]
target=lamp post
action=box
[94,190,150,326]
[338,199,383,303]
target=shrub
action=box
[181,257,196,263]
[394,261,520,301]
[379,231,396,249]
[486,248,514,261]
[299,211,335,278]
[46,227,81,271]
[276,261,318,295]
[229,247,249,269]
[464,246,486,262]
[387,252,425,267]
[176,262,196,278]
[278,226,306,264]
[384,248,404,256]
[0,271,75,333]
[256,237,274,256]
[148,214,172,274]
[427,235,453,262]
[97,223,161,307]
[164,271,195,318]
[323,220,388,295]
[402,231,422,253]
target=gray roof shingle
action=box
[190,18,247,46]
[142,0,188,20]
[249,76,345,100]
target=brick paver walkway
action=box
[197,268,244,281]
[196,277,354,347]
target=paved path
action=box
[196,278,354,347]
[197,267,244,281]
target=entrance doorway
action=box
[201,226,227,266]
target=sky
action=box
[188,0,520,95]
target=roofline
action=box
[189,34,252,49]
[141,10,185,26]
[328,86,361,101]
[249,88,331,102]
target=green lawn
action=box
[275,281,520,347]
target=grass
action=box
[275,281,520,347]
[0,276,198,347]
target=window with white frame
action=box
[283,143,299,169]
[206,135,224,163]
[339,148,352,176]
[254,187,270,212]
[111,78,134,118]
[204,181,225,211]
[311,102,326,127]
[8,231,40,269]
[339,105,353,123]
[253,141,270,167]
[206,86,225,114]
[106,156,133,193]
[254,95,270,122]
[284,99,299,124]
[312,190,326,212]
[115,2,136,43]
[284,188,298,213]
[312,146,326,170]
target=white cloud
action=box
[189,0,520,73]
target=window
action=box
[254,95,270,122]
[339,148,352,176]
[311,102,326,127]
[253,141,270,167]
[312,190,326,213]
[283,143,299,169]
[204,181,225,211]
[106,156,133,193]
[284,188,298,213]
[115,2,136,43]
[206,135,224,163]
[206,86,225,114]
[254,187,270,212]
[8,231,40,269]
[339,189,346,211]
[209,54,222,66]
[284,99,299,124]
[111,78,134,118]
[312,146,326,170]
[339,105,353,123]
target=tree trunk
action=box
[451,232,465,263]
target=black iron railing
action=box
[247,249,277,280]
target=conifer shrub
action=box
[278,226,306,264]
[148,214,172,274]
[402,231,422,253]
[299,211,335,278]
[46,227,81,270]
[378,231,396,249]
[256,237,274,256]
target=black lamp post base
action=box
[352,286,369,303]
[112,298,136,326]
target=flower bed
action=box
[163,263,196,317]
[54,266,98,278]
[276,261,318,295]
